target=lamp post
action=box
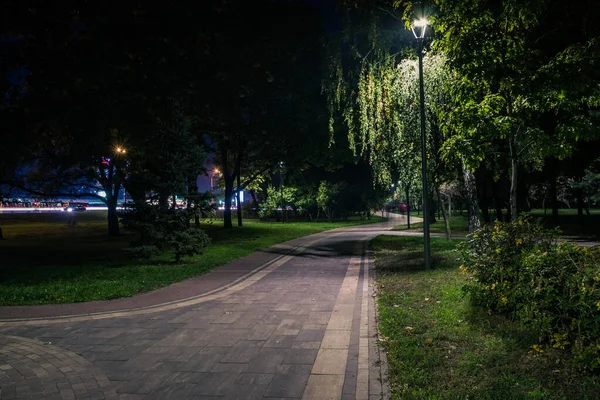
[114,146,128,208]
[279,162,285,223]
[412,17,431,270]
[210,168,220,191]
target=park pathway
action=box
[0,213,413,400]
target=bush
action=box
[459,216,600,371]
[120,205,211,262]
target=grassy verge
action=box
[0,212,384,305]
[393,215,470,236]
[372,235,600,399]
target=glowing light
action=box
[412,18,429,39]
[115,146,127,154]
[98,191,107,198]
[414,18,429,27]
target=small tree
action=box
[120,205,211,262]
[259,185,297,222]
[317,181,347,222]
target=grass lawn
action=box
[372,235,600,399]
[0,212,384,305]
[393,214,470,236]
[393,208,600,239]
[528,208,600,239]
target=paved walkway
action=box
[0,214,412,400]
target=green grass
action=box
[527,209,600,239]
[393,208,600,239]
[393,214,470,236]
[372,235,600,399]
[0,212,384,305]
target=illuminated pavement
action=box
[0,214,412,399]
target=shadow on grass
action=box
[373,235,461,274]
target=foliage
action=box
[294,185,320,221]
[434,0,600,220]
[572,169,600,204]
[459,216,600,370]
[199,0,325,229]
[120,205,211,262]
[317,181,347,221]
[258,185,298,221]
[127,103,206,208]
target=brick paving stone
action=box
[282,348,318,365]
[263,364,312,398]
[0,335,118,399]
[245,348,286,374]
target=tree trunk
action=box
[405,184,411,229]
[107,196,120,236]
[187,177,201,227]
[224,175,233,229]
[159,193,169,210]
[492,182,504,222]
[462,161,481,233]
[586,197,591,215]
[549,158,559,222]
[250,190,259,210]
[0,226,4,240]
[436,186,451,241]
[577,187,584,217]
[508,136,519,222]
[429,188,437,224]
[236,169,242,227]
[476,167,490,223]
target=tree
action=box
[434,0,600,221]
[189,0,325,229]
[1,2,212,235]
[120,205,211,263]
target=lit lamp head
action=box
[115,146,127,154]
[411,18,429,39]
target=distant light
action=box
[98,191,106,198]
[67,207,73,212]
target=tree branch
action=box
[236,166,270,193]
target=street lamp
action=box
[210,168,220,191]
[412,17,431,270]
[113,146,128,207]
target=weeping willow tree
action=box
[322,7,420,196]
[323,4,463,236]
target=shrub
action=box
[459,216,600,370]
[120,205,211,262]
